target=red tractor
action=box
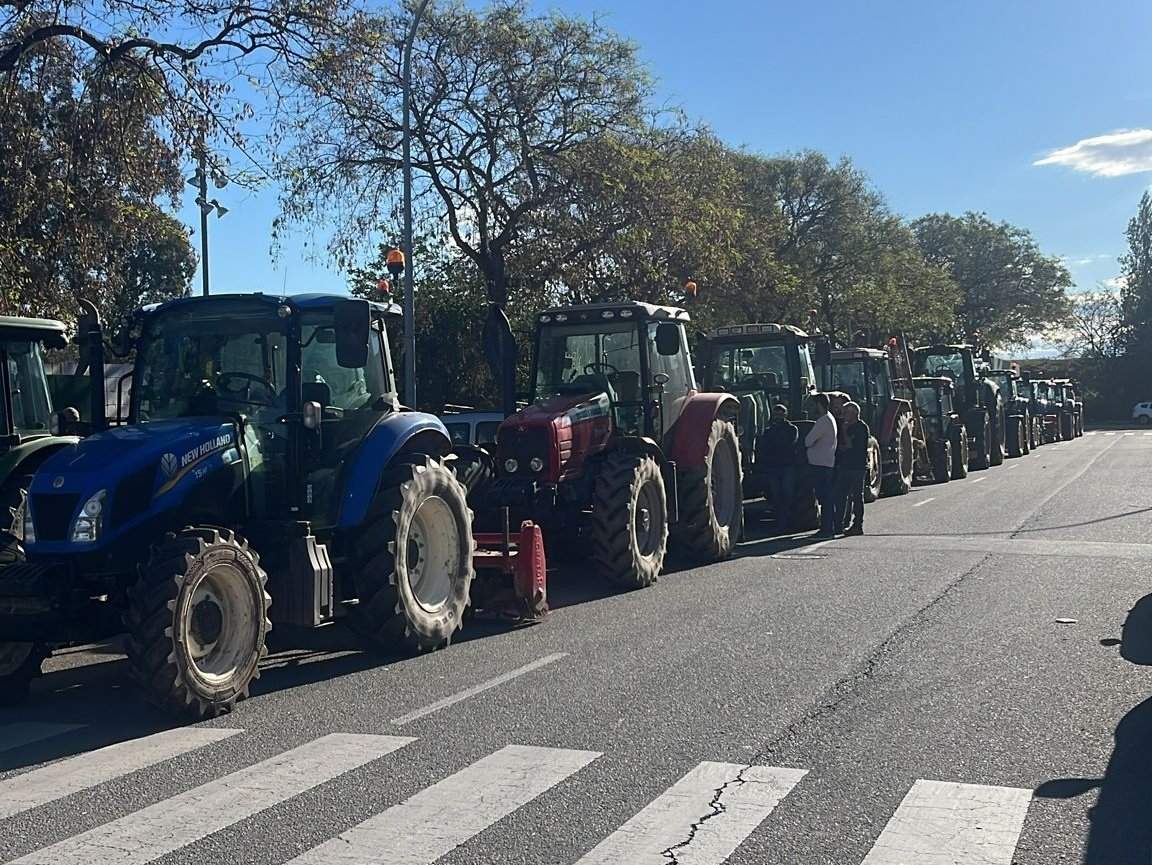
[478,301,743,589]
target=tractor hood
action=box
[34,419,237,481]
[26,418,240,553]
[512,392,611,426]
[497,392,613,483]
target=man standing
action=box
[835,401,870,536]
[804,392,838,538]
[760,403,798,531]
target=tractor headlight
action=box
[14,495,33,544]
[71,490,107,543]
[504,458,519,474]
[529,457,545,473]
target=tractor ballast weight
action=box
[911,344,1005,471]
[481,301,744,589]
[0,293,483,718]
[695,322,828,530]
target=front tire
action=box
[673,420,743,562]
[931,441,952,484]
[864,437,882,503]
[989,413,1006,466]
[353,456,475,653]
[970,418,990,470]
[950,425,970,479]
[589,453,667,588]
[881,413,914,496]
[1060,413,1074,442]
[1006,416,1023,458]
[126,528,271,719]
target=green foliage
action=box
[1120,190,1152,349]
[0,40,195,325]
[912,212,1073,348]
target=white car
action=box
[440,410,504,446]
[1133,402,1152,425]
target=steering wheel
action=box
[584,362,620,378]
[216,372,275,404]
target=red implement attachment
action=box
[471,513,548,621]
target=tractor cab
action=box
[0,316,66,456]
[912,344,1004,470]
[912,376,968,482]
[825,347,892,429]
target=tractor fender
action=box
[337,413,453,529]
[0,437,81,493]
[667,393,740,470]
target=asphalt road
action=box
[3,427,1151,865]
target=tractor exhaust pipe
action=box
[76,299,107,431]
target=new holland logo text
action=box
[180,433,233,469]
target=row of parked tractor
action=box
[0,294,1085,720]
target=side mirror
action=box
[334,299,371,369]
[813,338,831,367]
[652,372,670,387]
[654,322,681,356]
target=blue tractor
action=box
[0,293,475,717]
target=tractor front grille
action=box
[31,494,80,542]
[497,427,550,475]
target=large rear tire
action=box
[1060,413,1074,442]
[589,453,667,588]
[950,425,969,479]
[970,417,990,470]
[864,437,882,503]
[881,414,914,496]
[672,420,743,562]
[1006,416,1023,458]
[931,441,952,484]
[352,455,474,653]
[126,528,271,719]
[989,413,1006,466]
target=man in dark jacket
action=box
[759,403,798,530]
[834,401,870,535]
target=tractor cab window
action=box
[871,360,891,400]
[300,315,388,412]
[915,387,940,418]
[828,362,866,404]
[797,345,817,391]
[1018,381,1033,398]
[2,340,52,437]
[648,322,694,435]
[134,313,288,422]
[534,321,644,432]
[917,351,966,383]
[713,343,790,393]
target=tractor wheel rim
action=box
[185,563,258,683]
[710,439,739,527]
[634,479,663,557]
[0,642,33,676]
[868,444,880,490]
[407,495,458,614]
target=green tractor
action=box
[0,313,100,703]
[912,376,969,482]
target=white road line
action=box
[288,744,600,865]
[860,779,1032,865]
[0,723,85,754]
[1086,431,1098,436]
[1006,464,1018,469]
[574,762,807,865]
[11,733,414,865]
[1124,432,1136,436]
[391,653,567,725]
[969,477,987,484]
[0,727,241,820]
[912,497,936,508]
[1145,432,1152,436]
[1104,431,1116,436]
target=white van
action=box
[440,410,504,446]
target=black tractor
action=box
[913,377,969,482]
[911,344,1004,470]
[981,367,1032,457]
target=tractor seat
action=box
[613,371,641,403]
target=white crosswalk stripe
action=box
[9,733,414,865]
[0,723,85,754]
[859,779,1032,865]
[287,744,600,865]
[573,762,807,865]
[0,727,241,819]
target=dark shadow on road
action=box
[1035,594,1152,865]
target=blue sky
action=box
[179,0,1152,297]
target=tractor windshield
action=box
[1018,381,1033,399]
[916,351,966,383]
[711,342,790,393]
[134,309,288,421]
[1,340,53,438]
[534,322,643,403]
[827,361,866,403]
[915,387,941,418]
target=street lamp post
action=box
[400,0,431,406]
[187,148,228,297]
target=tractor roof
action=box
[0,315,68,349]
[706,323,809,339]
[831,347,887,361]
[915,344,974,353]
[912,376,955,391]
[537,301,688,323]
[984,368,1019,379]
[143,292,401,318]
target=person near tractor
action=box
[804,392,838,538]
[760,403,799,530]
[835,401,870,536]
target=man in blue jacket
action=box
[759,403,799,531]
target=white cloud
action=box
[1061,253,1112,267]
[1034,129,1152,177]
[1103,275,1128,291]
